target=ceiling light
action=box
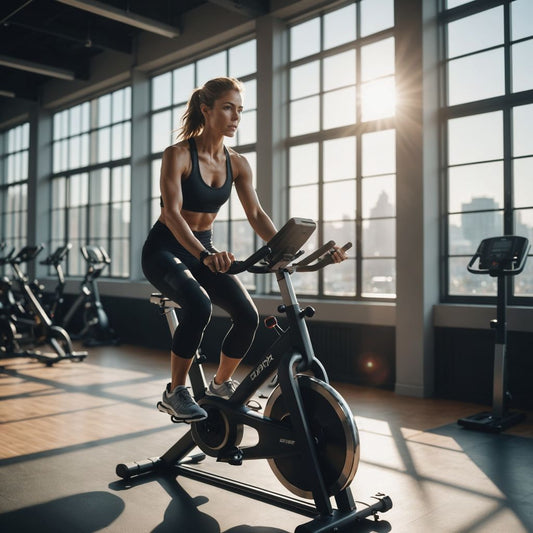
[56,0,181,39]
[0,54,75,80]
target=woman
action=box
[142,77,346,422]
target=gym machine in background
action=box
[458,235,530,433]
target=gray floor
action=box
[0,345,532,533]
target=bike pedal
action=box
[217,446,243,466]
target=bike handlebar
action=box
[226,241,352,275]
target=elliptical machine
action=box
[61,245,119,347]
[116,218,392,532]
[458,235,530,433]
[0,245,87,366]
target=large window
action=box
[287,0,396,298]
[149,39,258,288]
[51,87,132,277]
[443,0,533,300]
[0,122,29,259]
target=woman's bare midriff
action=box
[159,209,217,232]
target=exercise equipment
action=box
[116,218,392,532]
[61,245,119,347]
[0,245,87,366]
[458,235,530,433]
[39,243,72,322]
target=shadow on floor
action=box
[109,474,392,533]
[0,491,124,533]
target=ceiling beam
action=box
[0,54,76,80]
[55,0,181,39]
[207,0,269,18]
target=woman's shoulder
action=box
[227,147,251,180]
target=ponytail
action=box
[177,77,244,140]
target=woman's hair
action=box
[177,77,244,140]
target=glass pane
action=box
[291,61,319,99]
[112,166,131,202]
[112,203,130,238]
[173,64,195,104]
[291,17,320,61]
[513,103,533,157]
[449,255,497,296]
[69,173,88,207]
[361,0,394,37]
[512,40,533,93]
[151,110,172,153]
[513,158,533,208]
[98,94,111,127]
[361,38,395,81]
[52,178,66,209]
[213,219,229,251]
[80,133,89,167]
[362,175,395,218]
[90,168,110,204]
[512,0,533,41]
[323,50,356,91]
[97,127,111,163]
[230,188,245,220]
[448,49,505,105]
[152,158,162,198]
[448,162,503,212]
[289,184,319,220]
[112,89,125,122]
[447,7,503,58]
[325,258,355,296]
[323,137,356,182]
[515,208,533,244]
[241,79,257,111]
[152,71,172,110]
[111,239,129,277]
[51,209,65,240]
[151,197,160,225]
[448,112,503,165]
[324,180,355,221]
[362,218,395,257]
[289,143,318,186]
[514,252,533,296]
[70,105,81,136]
[448,211,504,255]
[324,4,356,50]
[290,96,319,136]
[229,40,256,78]
[361,77,396,121]
[362,129,395,176]
[236,109,256,145]
[362,258,396,297]
[69,206,87,240]
[197,51,227,86]
[90,205,109,237]
[323,86,356,129]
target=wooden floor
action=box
[0,344,532,533]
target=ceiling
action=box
[0,0,269,102]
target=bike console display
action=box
[467,236,530,277]
[265,217,316,269]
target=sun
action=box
[361,77,396,121]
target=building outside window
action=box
[443,0,533,300]
[0,122,29,266]
[149,39,258,289]
[51,87,132,277]
[287,0,396,298]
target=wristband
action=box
[199,250,211,264]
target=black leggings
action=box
[141,221,259,359]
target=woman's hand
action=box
[330,245,348,264]
[203,251,235,273]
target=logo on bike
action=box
[250,353,274,381]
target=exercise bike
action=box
[458,235,530,432]
[116,218,392,532]
[61,245,120,347]
[0,245,87,366]
[39,243,72,322]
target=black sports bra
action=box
[160,138,233,214]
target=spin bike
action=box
[61,245,119,347]
[39,243,72,322]
[116,218,392,532]
[0,245,87,366]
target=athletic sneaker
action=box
[157,384,207,422]
[206,378,239,400]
